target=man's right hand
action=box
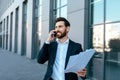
[46,30,56,42]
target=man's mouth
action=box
[56,32,61,37]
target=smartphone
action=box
[51,31,57,38]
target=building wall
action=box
[26,0,36,59]
[40,0,50,47]
[68,0,89,50]
[0,0,13,17]
[0,0,31,57]
[0,0,88,58]
[40,0,89,50]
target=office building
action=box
[0,0,120,80]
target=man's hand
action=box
[77,68,86,77]
[47,30,56,42]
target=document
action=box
[65,49,95,73]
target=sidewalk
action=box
[0,48,47,80]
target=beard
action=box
[56,29,67,39]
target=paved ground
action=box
[0,48,47,80]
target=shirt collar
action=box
[56,38,69,44]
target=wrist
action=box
[45,41,50,44]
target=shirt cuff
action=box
[45,41,50,44]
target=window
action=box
[54,0,67,18]
[106,0,120,22]
[89,0,120,80]
[90,0,104,25]
[49,0,68,30]
[32,0,42,58]
[93,24,104,52]
[105,23,120,80]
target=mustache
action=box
[56,31,62,33]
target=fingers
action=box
[77,68,87,77]
[47,30,56,42]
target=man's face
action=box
[55,21,70,39]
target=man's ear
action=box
[67,26,70,33]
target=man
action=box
[37,17,86,80]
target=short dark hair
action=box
[55,17,70,27]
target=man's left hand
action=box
[76,68,86,77]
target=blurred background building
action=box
[0,0,120,80]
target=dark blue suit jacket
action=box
[37,39,83,80]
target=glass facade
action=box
[32,0,42,58]
[37,0,42,38]
[105,23,120,80]
[90,0,104,24]
[106,0,120,22]
[53,0,67,18]
[89,0,120,80]
[49,0,67,30]
[36,0,42,53]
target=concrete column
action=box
[40,0,50,47]
[2,21,4,48]
[17,3,23,55]
[0,22,2,47]
[7,14,10,51]
[26,0,34,59]
[12,10,15,52]
[4,18,7,50]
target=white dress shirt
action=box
[51,38,69,80]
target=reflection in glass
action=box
[105,23,120,80]
[92,25,104,80]
[105,23,120,51]
[90,0,104,24]
[106,0,120,22]
[34,0,42,57]
[56,0,60,8]
[56,9,60,18]
[93,25,104,52]
[37,0,42,38]
[55,0,67,18]
[89,0,120,80]
[61,7,67,18]
[38,7,42,16]
[61,0,67,6]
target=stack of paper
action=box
[65,49,95,73]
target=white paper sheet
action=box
[65,49,95,73]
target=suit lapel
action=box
[65,40,73,69]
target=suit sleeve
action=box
[75,43,83,54]
[37,43,49,64]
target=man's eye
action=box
[59,26,62,28]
